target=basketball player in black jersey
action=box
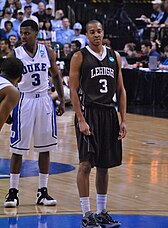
[69,20,127,228]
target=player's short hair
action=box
[20,20,39,32]
[1,57,23,79]
[86,20,103,32]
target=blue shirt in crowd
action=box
[56,28,74,45]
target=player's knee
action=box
[78,162,91,174]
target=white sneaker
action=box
[36,187,57,206]
[4,188,19,208]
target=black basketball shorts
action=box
[75,106,122,168]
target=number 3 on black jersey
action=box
[32,73,41,86]
[99,79,108,93]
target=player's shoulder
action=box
[0,76,12,88]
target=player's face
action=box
[20,26,38,47]
[86,23,104,46]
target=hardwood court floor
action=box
[0,108,167,218]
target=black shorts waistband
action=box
[84,102,115,110]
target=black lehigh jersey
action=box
[76,45,122,168]
[79,45,118,107]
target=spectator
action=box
[32,1,46,27]
[3,20,18,39]
[159,45,168,70]
[63,40,81,77]
[37,37,44,44]
[12,0,22,18]
[0,0,6,18]
[12,9,24,37]
[51,9,64,32]
[45,4,54,21]
[141,39,161,60]
[3,0,16,14]
[60,43,71,58]
[151,39,161,53]
[141,0,164,24]
[124,42,138,58]
[136,0,164,41]
[22,0,38,14]
[159,0,168,47]
[0,7,15,29]
[23,4,38,25]
[0,38,11,58]
[71,22,88,48]
[44,38,52,48]
[56,17,74,46]
[8,34,18,49]
[38,20,56,42]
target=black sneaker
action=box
[81,211,101,228]
[36,187,57,206]
[95,210,121,228]
[4,188,19,208]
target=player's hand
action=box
[56,100,65,116]
[118,121,127,140]
[78,120,91,136]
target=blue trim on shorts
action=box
[10,93,24,146]
[52,101,57,139]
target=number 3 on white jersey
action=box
[99,79,108,93]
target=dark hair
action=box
[0,38,10,48]
[4,20,13,28]
[20,20,39,32]
[86,20,103,32]
[71,40,81,49]
[43,20,52,31]
[1,57,23,79]
[141,40,152,49]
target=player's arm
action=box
[0,86,20,131]
[69,51,91,135]
[115,51,127,140]
[47,47,65,116]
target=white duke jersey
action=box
[0,76,12,90]
[14,44,51,93]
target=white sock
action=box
[10,173,20,190]
[96,194,107,214]
[80,197,91,217]
[38,173,49,189]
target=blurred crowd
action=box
[119,0,168,70]
[0,0,167,104]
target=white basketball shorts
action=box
[10,92,57,155]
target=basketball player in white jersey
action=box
[0,57,23,131]
[4,20,65,208]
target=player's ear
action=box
[35,31,38,37]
